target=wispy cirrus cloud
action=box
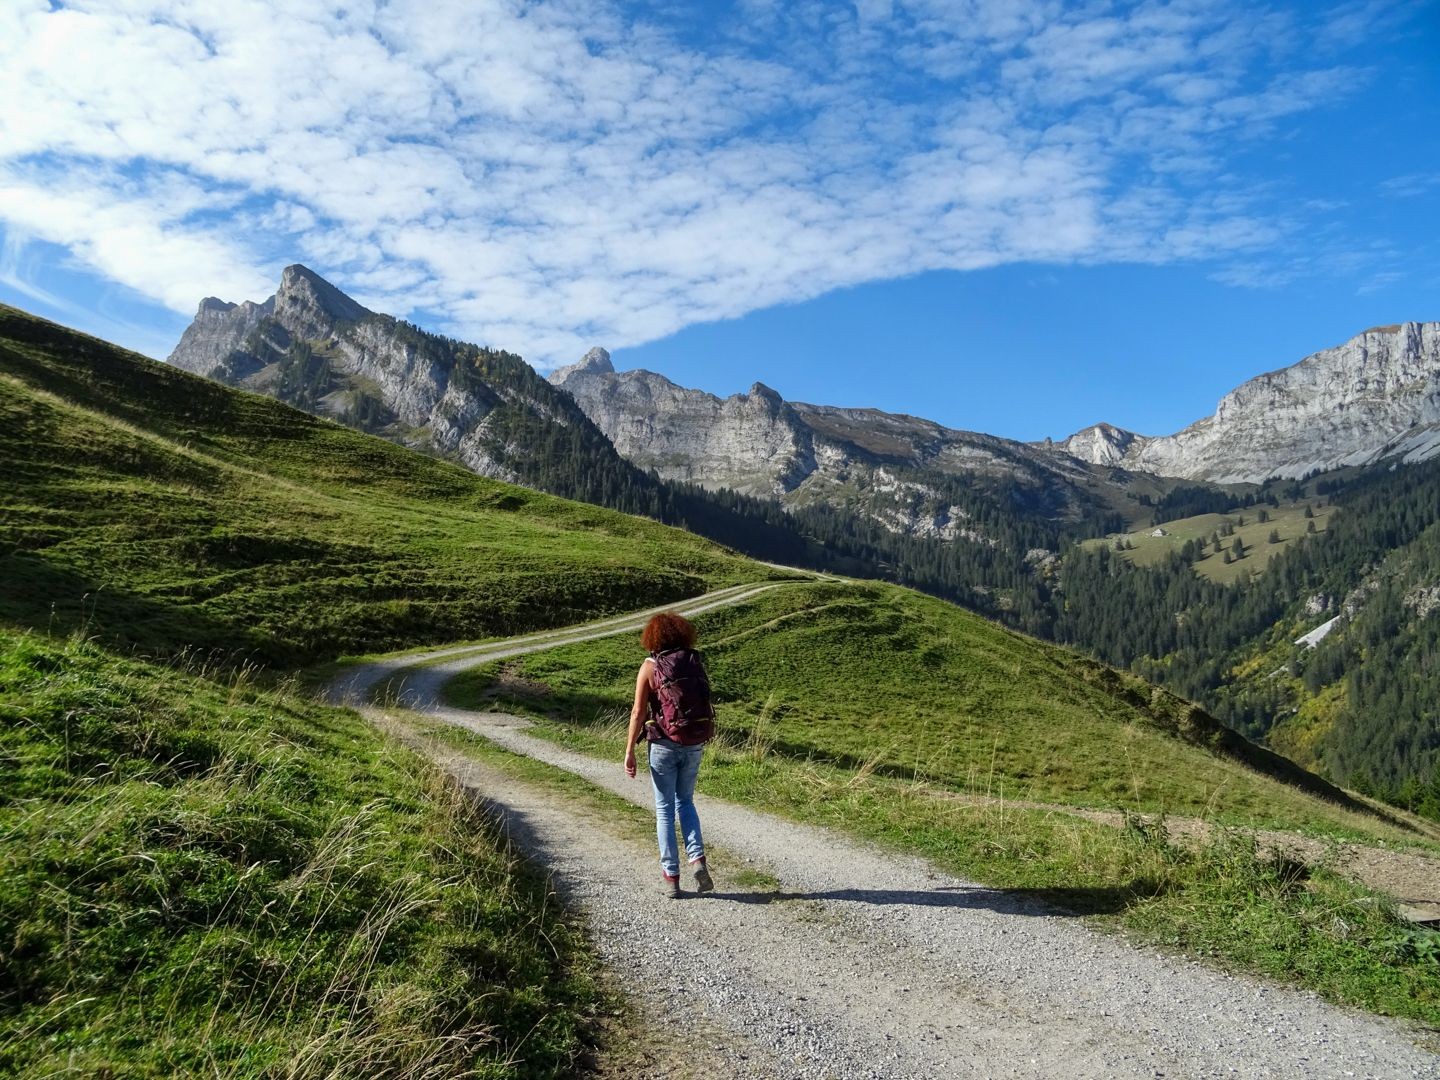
[1380,172,1440,199]
[0,0,1411,363]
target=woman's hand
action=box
[624,748,637,778]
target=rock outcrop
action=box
[1055,423,1146,468]
[1054,323,1440,483]
[550,355,814,496]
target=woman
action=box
[623,611,716,898]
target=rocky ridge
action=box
[1054,322,1440,484]
[550,347,815,495]
[168,265,586,482]
[550,351,1116,540]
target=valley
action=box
[3,302,1438,1076]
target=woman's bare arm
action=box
[623,659,651,778]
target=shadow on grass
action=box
[0,550,275,661]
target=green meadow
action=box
[444,581,1404,831]
[0,627,608,1078]
[0,307,762,1075]
[1087,502,1336,584]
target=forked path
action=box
[333,590,1439,1080]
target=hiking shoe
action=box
[692,860,714,894]
[662,874,682,899]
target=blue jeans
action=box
[648,741,705,877]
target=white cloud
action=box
[0,0,1407,366]
[1380,172,1440,199]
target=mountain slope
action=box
[0,303,766,662]
[168,264,650,493]
[164,272,1135,622]
[1050,461,1440,811]
[9,299,1399,822]
[1056,322,1440,483]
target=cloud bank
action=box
[0,0,1398,364]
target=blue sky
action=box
[2,1,1437,442]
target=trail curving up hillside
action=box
[331,589,1439,1080]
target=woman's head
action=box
[641,611,697,654]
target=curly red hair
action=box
[641,611,697,654]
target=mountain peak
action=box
[1054,422,1144,467]
[748,381,783,405]
[550,346,615,384]
[579,346,614,373]
[275,264,370,324]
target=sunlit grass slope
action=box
[446,581,1409,835]
[0,303,765,1074]
[0,304,764,663]
[0,626,603,1078]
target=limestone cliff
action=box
[1054,323,1440,484]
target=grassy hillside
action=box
[438,581,1440,1023]
[0,627,605,1077]
[0,304,775,1074]
[0,305,766,663]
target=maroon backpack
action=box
[647,648,715,746]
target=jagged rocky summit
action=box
[167,264,593,483]
[1055,323,1440,484]
[550,347,814,495]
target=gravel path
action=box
[326,582,790,709]
[335,592,1440,1079]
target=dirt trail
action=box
[333,592,1440,1079]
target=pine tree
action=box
[1268,529,1281,544]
